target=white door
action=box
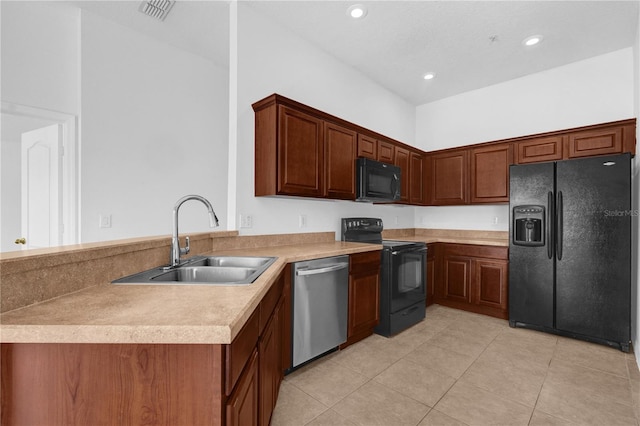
[20,124,62,249]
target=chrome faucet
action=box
[170,195,219,267]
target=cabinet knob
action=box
[15,238,26,245]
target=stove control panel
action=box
[341,217,384,242]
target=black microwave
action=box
[356,158,401,202]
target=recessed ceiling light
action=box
[423,72,436,80]
[522,35,543,47]
[347,4,367,19]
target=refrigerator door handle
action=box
[556,191,563,261]
[547,191,554,259]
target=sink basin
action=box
[151,266,258,283]
[188,256,273,268]
[112,255,277,285]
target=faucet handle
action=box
[180,236,191,255]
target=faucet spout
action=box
[171,195,219,267]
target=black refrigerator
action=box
[509,153,631,352]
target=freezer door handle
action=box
[556,191,563,261]
[547,191,554,259]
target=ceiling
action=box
[64,1,638,106]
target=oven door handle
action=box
[391,247,427,256]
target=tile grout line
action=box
[525,335,559,425]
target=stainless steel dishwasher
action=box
[292,255,349,368]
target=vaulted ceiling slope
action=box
[247,0,639,105]
[65,1,638,106]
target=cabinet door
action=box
[470,143,512,203]
[226,349,259,426]
[474,259,508,312]
[348,271,380,338]
[357,134,377,159]
[443,256,471,303]
[377,140,395,163]
[344,251,381,347]
[516,135,564,164]
[280,265,292,372]
[394,146,410,203]
[410,152,424,205]
[325,122,357,200]
[259,301,282,426]
[431,150,468,205]
[277,105,324,197]
[426,244,436,306]
[568,126,623,158]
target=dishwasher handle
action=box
[296,262,349,276]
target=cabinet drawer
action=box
[443,244,507,260]
[225,309,259,396]
[350,251,381,274]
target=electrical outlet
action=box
[240,214,253,229]
[493,216,499,225]
[394,216,399,225]
[299,214,307,228]
[99,214,112,228]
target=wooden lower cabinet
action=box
[259,299,283,426]
[227,349,259,426]
[1,271,289,426]
[433,243,508,319]
[1,343,226,425]
[343,250,381,348]
[426,243,436,306]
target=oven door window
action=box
[390,249,426,313]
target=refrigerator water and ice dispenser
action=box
[513,205,544,246]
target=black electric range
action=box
[341,218,427,336]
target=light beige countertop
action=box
[0,242,381,345]
[384,229,509,247]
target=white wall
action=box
[235,4,417,238]
[416,48,634,151]
[0,1,79,114]
[80,11,229,243]
[415,48,635,231]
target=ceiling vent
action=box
[139,0,174,21]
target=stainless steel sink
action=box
[188,256,274,268]
[112,255,276,285]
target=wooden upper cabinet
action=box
[325,122,357,200]
[568,124,629,159]
[470,143,512,203]
[516,135,564,164]
[430,150,468,205]
[394,146,410,203]
[357,134,377,160]
[378,140,395,163]
[277,106,324,197]
[410,151,424,205]
[254,95,636,205]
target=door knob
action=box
[15,238,26,245]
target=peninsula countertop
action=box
[1,242,381,345]
[1,230,508,346]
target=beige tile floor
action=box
[272,305,640,426]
